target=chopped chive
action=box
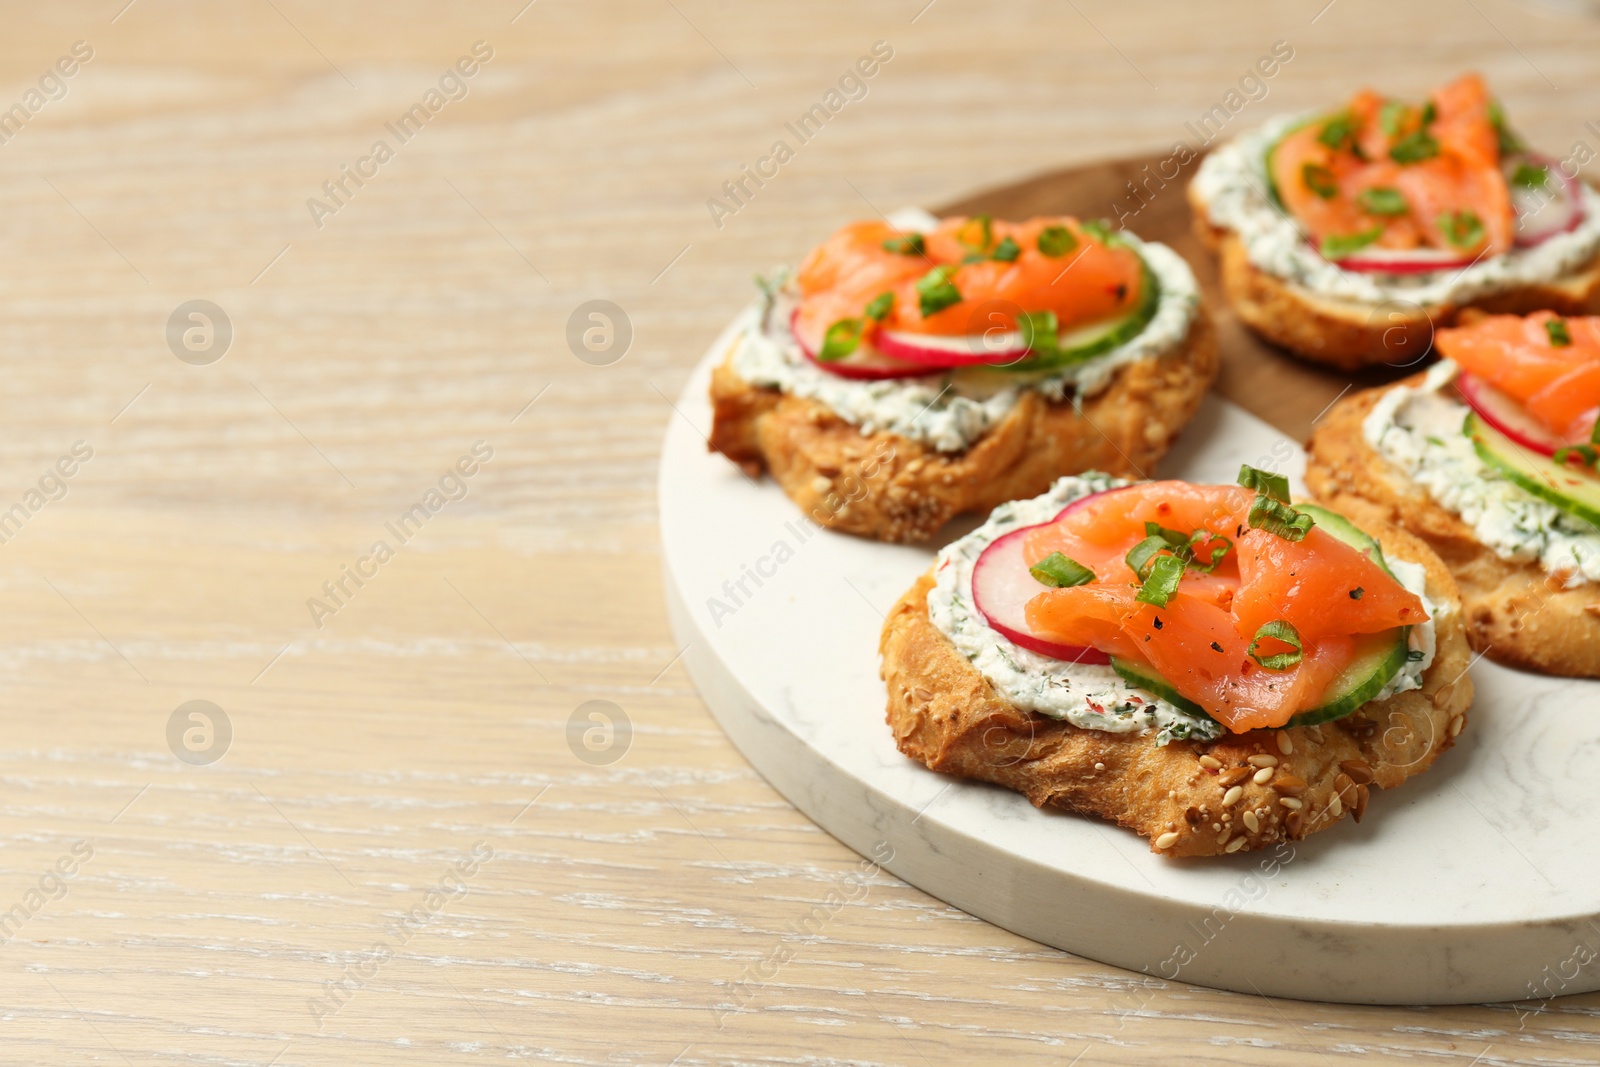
[1438,209,1485,250]
[1037,225,1077,257]
[1302,163,1339,199]
[1488,99,1521,155]
[1247,620,1304,671]
[1143,521,1190,549]
[1421,100,1437,127]
[881,233,925,255]
[818,318,864,362]
[1389,129,1440,164]
[1546,317,1573,347]
[1030,551,1095,588]
[1379,101,1407,138]
[1319,225,1384,259]
[1134,553,1186,608]
[915,266,963,317]
[864,292,894,321]
[1079,218,1114,243]
[1513,162,1550,190]
[1248,496,1316,541]
[1317,112,1360,154]
[1237,464,1290,503]
[1186,531,1232,573]
[1556,443,1600,469]
[990,235,1021,262]
[1357,186,1408,216]
[1125,535,1171,581]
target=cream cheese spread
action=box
[1364,360,1600,587]
[728,228,1201,454]
[1192,113,1600,307]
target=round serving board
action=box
[659,159,1600,1005]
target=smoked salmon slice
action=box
[1439,310,1600,440]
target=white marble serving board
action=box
[658,321,1600,1005]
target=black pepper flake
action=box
[1152,617,1164,629]
[1210,641,1224,653]
[1350,587,1364,599]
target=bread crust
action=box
[879,515,1473,857]
[1188,182,1600,371]
[707,313,1218,543]
[1305,377,1600,677]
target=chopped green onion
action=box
[1439,209,1485,250]
[1125,535,1171,581]
[1513,162,1550,189]
[1357,186,1408,216]
[1248,497,1316,541]
[818,318,864,362]
[1017,309,1059,355]
[1143,521,1190,550]
[1186,531,1232,573]
[882,233,925,255]
[1556,443,1600,469]
[1488,99,1521,155]
[1302,163,1339,199]
[990,235,1021,262]
[1237,464,1290,503]
[1379,101,1407,137]
[1037,225,1077,257]
[1030,551,1095,588]
[1317,112,1360,154]
[915,266,962,317]
[1421,100,1437,127]
[1389,130,1440,164]
[864,292,894,321]
[1079,218,1114,244]
[1134,554,1186,608]
[1319,225,1384,260]
[1248,619,1304,671]
[1546,317,1573,347]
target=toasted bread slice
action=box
[1188,182,1600,372]
[1305,377,1600,677]
[707,312,1218,543]
[880,510,1472,857]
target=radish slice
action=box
[789,309,929,380]
[1510,152,1585,249]
[1456,372,1565,455]
[972,522,1111,664]
[1324,244,1478,274]
[875,328,1029,367]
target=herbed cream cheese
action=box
[924,475,1438,745]
[1193,113,1600,307]
[1364,360,1600,587]
[727,232,1201,454]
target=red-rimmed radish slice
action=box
[1510,152,1585,249]
[972,520,1111,666]
[1456,371,1565,455]
[789,309,929,380]
[1322,243,1479,274]
[875,328,1030,367]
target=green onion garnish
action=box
[1037,225,1077,257]
[1513,162,1550,189]
[818,318,864,362]
[1546,317,1573,347]
[990,235,1020,262]
[1237,464,1290,503]
[1389,130,1440,164]
[1186,530,1232,573]
[1488,99,1521,155]
[1248,496,1316,541]
[1302,163,1339,200]
[882,233,925,255]
[864,292,894,321]
[1079,219,1114,244]
[1030,552,1095,588]
[1317,112,1360,154]
[1421,100,1437,127]
[1143,521,1190,550]
[1357,187,1408,216]
[1439,209,1485,250]
[1125,535,1171,581]
[1319,225,1384,259]
[915,266,962,317]
[1379,101,1407,138]
[1248,619,1304,671]
[1134,554,1186,608]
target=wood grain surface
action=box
[3,0,1600,1063]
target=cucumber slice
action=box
[1110,502,1412,731]
[999,251,1161,373]
[1467,411,1600,527]
[1261,116,1321,209]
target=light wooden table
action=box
[2,1,1597,1062]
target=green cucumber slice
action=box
[1467,411,1600,527]
[1261,116,1321,209]
[999,250,1161,373]
[1111,502,1412,731]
